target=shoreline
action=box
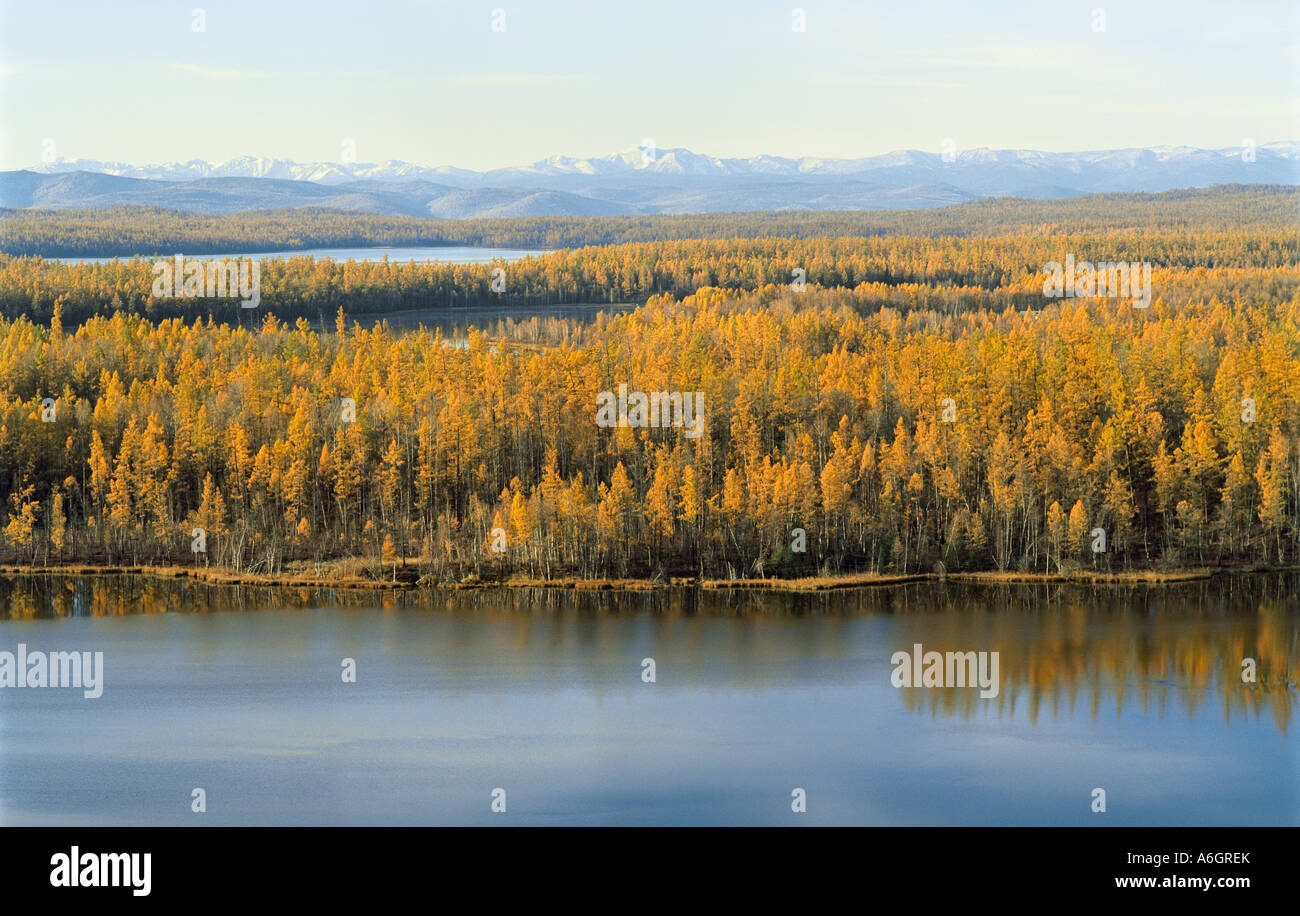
[0,563,1293,593]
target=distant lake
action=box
[0,573,1295,826]
[368,302,634,334]
[54,246,549,266]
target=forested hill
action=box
[0,184,1295,258]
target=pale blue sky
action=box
[2,0,1297,170]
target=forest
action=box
[0,255,1297,581]
[0,184,1295,256]
[3,228,1298,327]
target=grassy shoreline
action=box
[0,562,1291,593]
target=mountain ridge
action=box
[6,143,1297,218]
[25,141,1300,185]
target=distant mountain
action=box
[6,143,1297,218]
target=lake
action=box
[44,246,631,335]
[54,246,548,266]
[366,302,634,334]
[0,573,1295,826]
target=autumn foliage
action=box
[1,251,1297,580]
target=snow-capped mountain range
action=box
[4,143,1297,218]
[25,142,1300,185]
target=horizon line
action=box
[17,140,1300,175]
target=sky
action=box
[1,0,1297,171]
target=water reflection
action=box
[1,573,1295,731]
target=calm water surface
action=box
[0,574,1295,825]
